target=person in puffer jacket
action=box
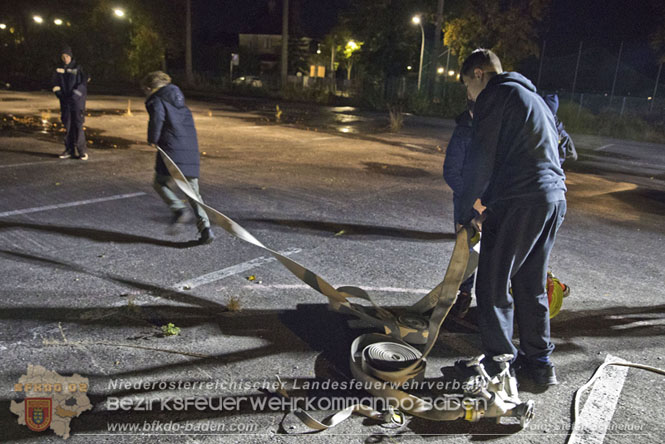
[142,71,214,244]
[52,46,88,160]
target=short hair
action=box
[460,49,502,82]
[141,71,171,90]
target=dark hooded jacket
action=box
[52,59,87,109]
[443,110,473,222]
[543,94,578,165]
[145,84,200,178]
[457,72,566,225]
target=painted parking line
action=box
[595,143,614,151]
[172,248,302,290]
[238,283,430,294]
[0,160,61,169]
[0,192,146,218]
[568,354,631,444]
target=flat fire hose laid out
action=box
[157,148,535,431]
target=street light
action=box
[437,67,444,75]
[113,8,126,18]
[448,70,455,77]
[411,15,425,91]
[33,15,44,24]
[0,23,6,30]
[53,18,63,26]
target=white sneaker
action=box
[80,153,89,160]
[59,151,72,159]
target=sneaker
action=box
[58,151,72,159]
[198,227,215,245]
[80,153,89,160]
[452,291,472,319]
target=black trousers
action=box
[61,105,86,156]
[475,199,566,363]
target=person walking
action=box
[142,71,214,244]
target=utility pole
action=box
[429,0,444,95]
[281,0,289,88]
[610,41,623,106]
[536,40,546,91]
[571,41,582,99]
[651,61,663,113]
[185,0,193,85]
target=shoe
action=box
[80,153,89,160]
[452,291,472,319]
[170,209,189,225]
[514,354,558,386]
[528,362,558,386]
[198,227,215,245]
[58,151,72,159]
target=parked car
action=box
[232,76,263,88]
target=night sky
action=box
[192,0,663,77]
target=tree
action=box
[341,40,363,80]
[443,0,551,70]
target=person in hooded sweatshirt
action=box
[456,49,566,386]
[141,71,214,244]
[52,46,88,160]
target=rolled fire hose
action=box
[156,148,530,431]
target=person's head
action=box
[141,71,171,96]
[61,46,73,65]
[460,49,503,101]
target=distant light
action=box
[407,65,413,71]
[33,15,44,24]
[412,16,421,25]
[0,24,6,30]
[339,127,351,133]
[448,70,455,76]
[437,67,444,74]
[53,18,63,26]
[456,73,460,80]
[316,49,321,54]
[647,96,653,100]
[113,8,125,18]
[347,40,358,50]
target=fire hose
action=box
[157,147,536,431]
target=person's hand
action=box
[471,212,487,233]
[473,198,486,214]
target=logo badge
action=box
[25,398,52,432]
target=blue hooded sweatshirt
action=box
[457,72,566,225]
[145,84,200,178]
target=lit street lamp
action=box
[33,15,44,24]
[113,8,126,18]
[0,23,6,30]
[53,18,63,26]
[411,15,425,91]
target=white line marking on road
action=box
[568,354,629,444]
[595,143,614,151]
[238,283,431,294]
[405,143,423,149]
[0,192,147,218]
[173,248,302,290]
[310,136,338,141]
[0,160,60,169]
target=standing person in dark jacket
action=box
[52,46,88,160]
[443,107,476,318]
[457,49,566,386]
[142,71,214,244]
[543,94,578,166]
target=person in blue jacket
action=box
[443,105,475,318]
[52,46,88,160]
[142,71,214,244]
[543,94,578,166]
[457,49,566,386]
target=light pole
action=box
[412,15,425,92]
